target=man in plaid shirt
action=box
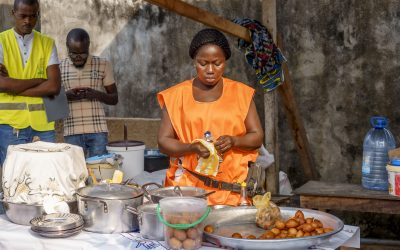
[60,28,118,157]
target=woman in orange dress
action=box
[157,29,264,205]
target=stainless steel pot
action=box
[76,184,143,234]
[0,198,77,226]
[142,182,210,203]
[126,203,163,240]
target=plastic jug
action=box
[362,116,396,190]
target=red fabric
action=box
[395,174,400,195]
[157,78,258,205]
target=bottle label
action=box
[362,156,371,174]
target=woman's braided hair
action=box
[189,29,231,60]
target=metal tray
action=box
[203,206,344,250]
[30,213,84,232]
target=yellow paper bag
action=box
[193,139,220,176]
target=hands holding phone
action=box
[66,87,101,101]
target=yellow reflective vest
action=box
[0,29,54,131]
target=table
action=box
[294,181,400,214]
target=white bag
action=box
[279,171,293,195]
[2,141,88,204]
[256,144,275,169]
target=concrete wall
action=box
[277,0,400,187]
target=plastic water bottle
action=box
[362,116,396,190]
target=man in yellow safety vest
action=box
[0,0,61,166]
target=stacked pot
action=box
[76,184,144,233]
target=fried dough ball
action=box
[165,227,174,238]
[296,230,304,238]
[270,228,280,235]
[275,220,286,230]
[295,210,305,219]
[298,217,306,225]
[173,229,187,241]
[168,237,182,250]
[186,228,199,239]
[204,225,214,233]
[261,231,275,239]
[177,218,191,224]
[278,231,288,238]
[314,219,323,228]
[232,232,242,238]
[182,238,196,250]
[246,234,257,239]
[302,223,314,233]
[288,228,298,236]
[285,219,299,228]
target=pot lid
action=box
[77,184,143,200]
[149,186,206,198]
[107,140,144,147]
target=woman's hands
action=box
[190,135,236,159]
[190,141,210,158]
[215,135,236,155]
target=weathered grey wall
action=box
[277,0,400,187]
[40,0,264,120]
[0,2,13,30]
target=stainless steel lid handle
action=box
[141,182,162,203]
[125,205,139,215]
[173,186,183,197]
[100,200,108,213]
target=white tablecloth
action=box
[0,215,217,250]
[0,214,359,250]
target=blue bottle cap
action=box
[390,158,400,166]
[370,116,388,129]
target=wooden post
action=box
[262,0,279,194]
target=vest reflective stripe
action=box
[0,103,45,111]
[28,104,45,111]
[0,29,54,131]
[0,103,26,110]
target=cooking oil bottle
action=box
[238,182,251,206]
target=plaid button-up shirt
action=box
[60,55,115,136]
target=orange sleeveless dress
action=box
[157,78,258,205]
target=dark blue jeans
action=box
[64,132,108,158]
[0,125,56,166]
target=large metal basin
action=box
[1,199,77,226]
[203,206,344,250]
